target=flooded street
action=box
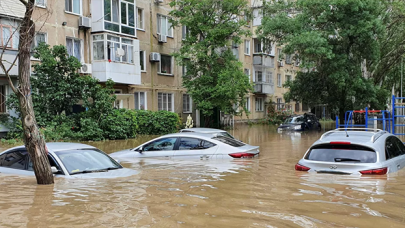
[2,124,405,227]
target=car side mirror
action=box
[115,159,121,164]
[51,166,59,174]
[138,146,144,153]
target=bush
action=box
[134,110,181,135]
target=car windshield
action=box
[305,144,376,163]
[212,136,245,147]
[284,116,304,124]
[55,149,122,175]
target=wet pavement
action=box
[1,124,405,227]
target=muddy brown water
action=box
[2,124,405,227]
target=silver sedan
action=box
[110,132,260,160]
[296,128,405,175]
[0,142,138,178]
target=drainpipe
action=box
[150,2,155,110]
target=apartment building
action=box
[0,0,306,130]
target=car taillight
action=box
[330,141,351,145]
[228,152,256,158]
[295,163,310,171]
[359,167,387,175]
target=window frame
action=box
[277,73,282,87]
[158,92,174,112]
[139,50,146,71]
[134,91,147,110]
[286,75,292,82]
[103,0,136,36]
[66,36,83,63]
[159,54,173,75]
[245,97,250,111]
[92,34,135,64]
[244,68,250,81]
[0,24,13,49]
[35,0,47,8]
[136,7,144,30]
[65,0,82,15]
[183,94,192,113]
[244,40,250,55]
[157,14,173,38]
[0,150,29,170]
[255,97,264,112]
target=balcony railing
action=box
[253,54,274,67]
[253,82,274,94]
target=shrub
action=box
[134,110,181,135]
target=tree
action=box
[258,0,403,120]
[0,0,53,184]
[169,0,253,126]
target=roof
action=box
[315,129,389,146]
[180,128,227,133]
[161,132,218,140]
[0,0,25,19]
[1,142,96,154]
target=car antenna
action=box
[345,128,349,137]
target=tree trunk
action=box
[18,0,54,184]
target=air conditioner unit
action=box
[155,0,164,4]
[158,34,167,43]
[278,60,284,67]
[80,63,92,74]
[79,16,91,29]
[116,48,125,57]
[149,52,161,62]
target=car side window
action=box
[143,138,177,151]
[178,138,216,150]
[386,137,401,160]
[0,150,29,170]
[28,154,64,174]
[393,137,405,155]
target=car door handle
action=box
[397,164,401,169]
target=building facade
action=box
[0,0,307,130]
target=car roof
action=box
[180,128,227,133]
[161,132,219,139]
[1,142,96,153]
[314,129,390,147]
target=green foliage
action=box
[134,110,181,135]
[259,0,404,118]
[169,0,253,118]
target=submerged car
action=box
[277,113,321,132]
[295,128,405,175]
[180,128,235,139]
[110,132,259,159]
[0,142,138,178]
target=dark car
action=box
[277,113,321,132]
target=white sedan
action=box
[0,142,138,178]
[110,132,260,159]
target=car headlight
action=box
[294,125,301,130]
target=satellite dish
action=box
[116,48,125,57]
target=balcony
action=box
[0,49,19,76]
[253,54,274,67]
[92,61,141,85]
[253,82,274,94]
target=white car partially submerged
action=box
[296,128,405,175]
[110,132,260,159]
[0,142,138,178]
[180,128,235,139]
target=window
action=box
[244,68,250,81]
[31,32,47,52]
[277,74,282,87]
[66,37,82,62]
[245,97,250,111]
[65,0,81,14]
[232,41,239,60]
[277,98,283,110]
[255,97,264,111]
[212,136,245,147]
[0,24,12,48]
[182,25,189,40]
[158,92,173,111]
[178,138,216,150]
[142,138,177,151]
[285,54,292,64]
[255,71,263,82]
[266,72,273,84]
[277,48,283,60]
[295,102,300,112]
[104,0,136,36]
[0,85,6,113]
[160,55,172,74]
[286,75,292,82]
[93,34,105,60]
[244,40,250,55]
[183,94,192,113]
[306,144,376,163]
[137,8,144,30]
[385,137,405,160]
[0,150,28,170]
[134,92,146,110]
[253,38,261,53]
[140,50,145,71]
[157,14,173,37]
[36,0,46,7]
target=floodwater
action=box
[2,124,405,227]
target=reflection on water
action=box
[2,124,405,227]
